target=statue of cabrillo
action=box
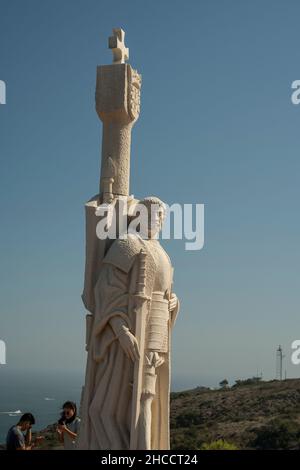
[77,29,179,450]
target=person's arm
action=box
[56,425,64,443]
[25,428,32,446]
[14,430,33,450]
[16,442,34,451]
[61,425,77,440]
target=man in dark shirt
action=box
[6,413,42,450]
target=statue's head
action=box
[132,196,166,239]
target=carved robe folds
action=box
[77,233,179,450]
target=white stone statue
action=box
[78,197,179,449]
[77,29,180,450]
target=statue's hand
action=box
[118,328,140,362]
[169,292,178,311]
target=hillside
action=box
[170,378,300,449]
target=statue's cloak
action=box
[77,234,178,450]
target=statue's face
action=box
[129,199,166,239]
[147,205,165,238]
[136,203,165,239]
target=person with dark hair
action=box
[6,413,43,450]
[56,401,80,449]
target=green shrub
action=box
[200,439,238,450]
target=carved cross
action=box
[108,28,129,64]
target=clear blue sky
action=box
[0,0,300,389]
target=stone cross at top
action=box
[108,28,129,64]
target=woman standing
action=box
[57,401,80,450]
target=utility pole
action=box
[276,345,285,380]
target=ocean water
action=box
[0,368,84,444]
